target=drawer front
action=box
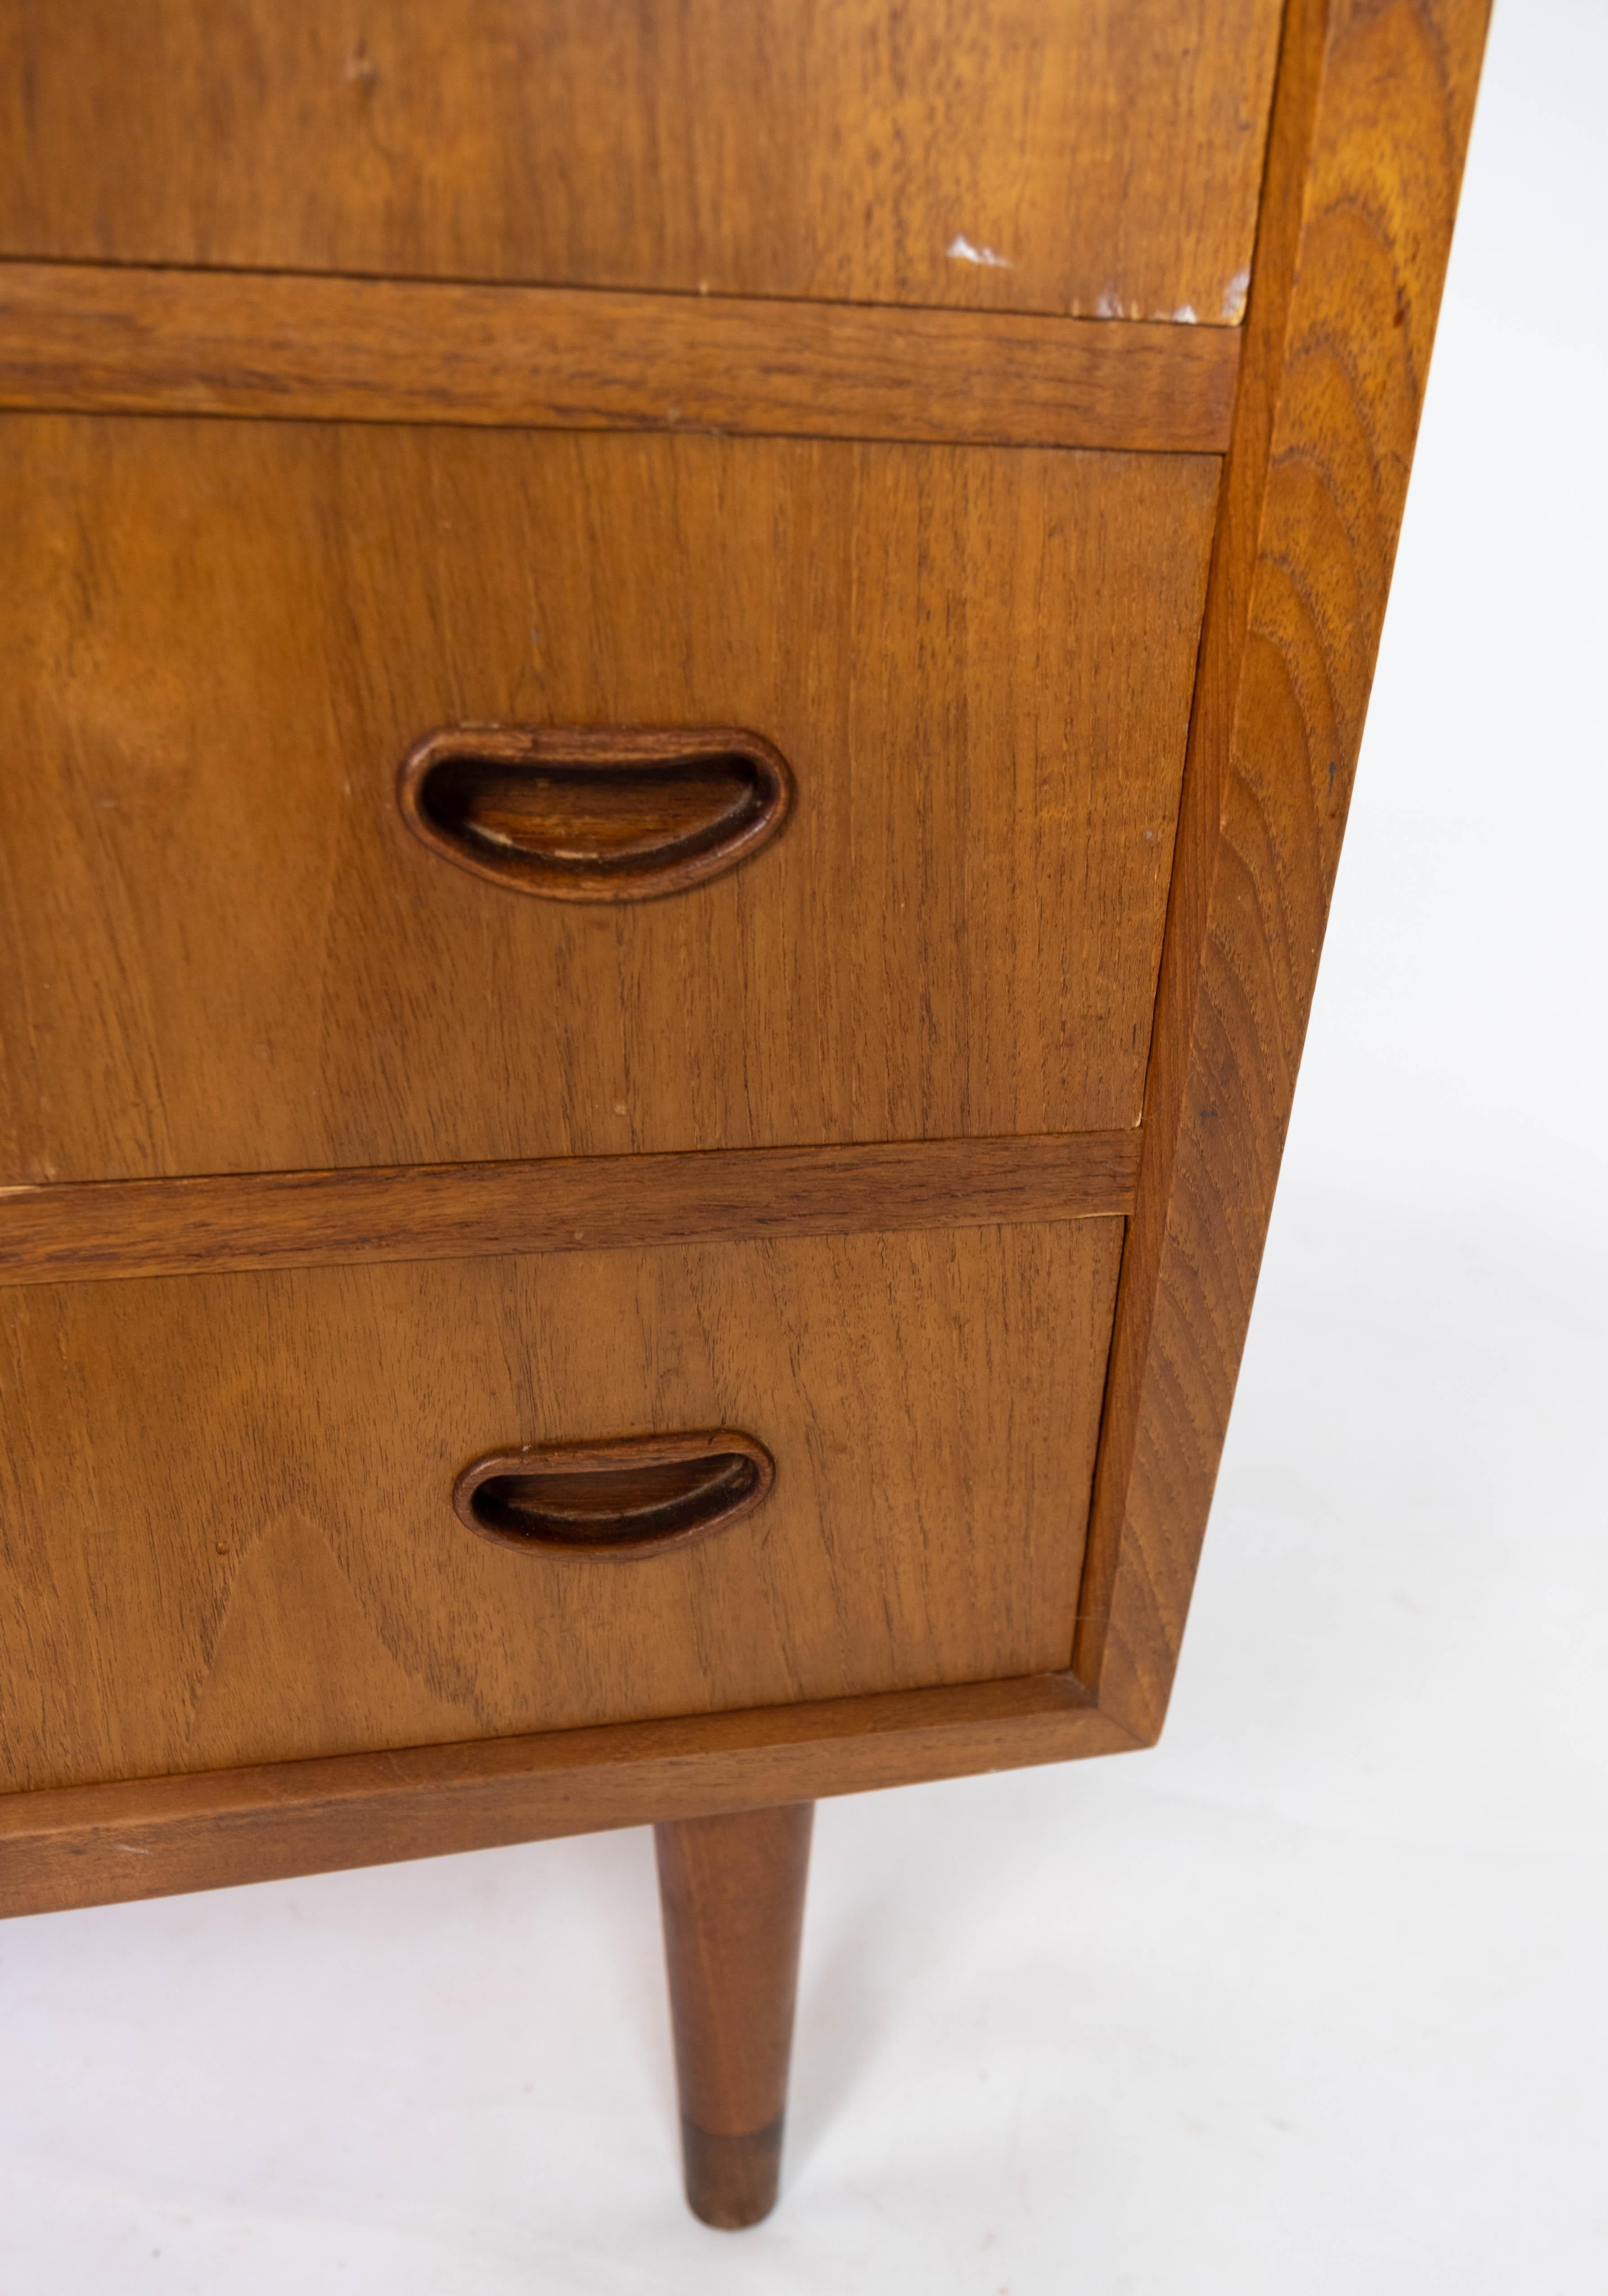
[0,1220,1123,1793]
[0,418,1216,1183]
[0,0,1282,325]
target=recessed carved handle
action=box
[453,1430,775,1559]
[397,727,794,902]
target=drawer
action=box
[0,416,1217,1183]
[0,1219,1124,1793]
[0,0,1283,325]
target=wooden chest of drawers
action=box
[0,0,1489,2231]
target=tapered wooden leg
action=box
[654,1801,814,2229]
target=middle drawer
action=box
[0,416,1217,1183]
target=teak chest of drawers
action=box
[0,0,1489,2230]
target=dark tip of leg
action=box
[680,2114,786,2229]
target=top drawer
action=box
[0,0,1283,323]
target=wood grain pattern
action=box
[1074,0,1493,1738]
[0,1221,1124,1795]
[0,0,1284,323]
[0,1673,1136,1922]
[0,0,1496,1938]
[0,262,1242,455]
[656,1803,813,2227]
[0,420,1215,1183]
[0,1133,1140,1289]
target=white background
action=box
[4,3,1604,2287]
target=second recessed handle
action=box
[397,726,794,902]
[453,1431,775,1559]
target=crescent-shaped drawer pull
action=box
[397,726,794,902]
[452,1431,775,1559]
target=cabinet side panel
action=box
[1075,0,1492,1734]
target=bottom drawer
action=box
[0,1221,1122,1794]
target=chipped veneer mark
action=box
[1088,276,1250,325]
[946,234,1012,269]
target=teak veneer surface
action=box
[0,262,1242,456]
[0,1132,1140,1288]
[0,420,1216,1184]
[1075,0,1492,1734]
[0,0,1284,324]
[0,0,1495,1931]
[0,1220,1123,1794]
[0,1674,1135,1921]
